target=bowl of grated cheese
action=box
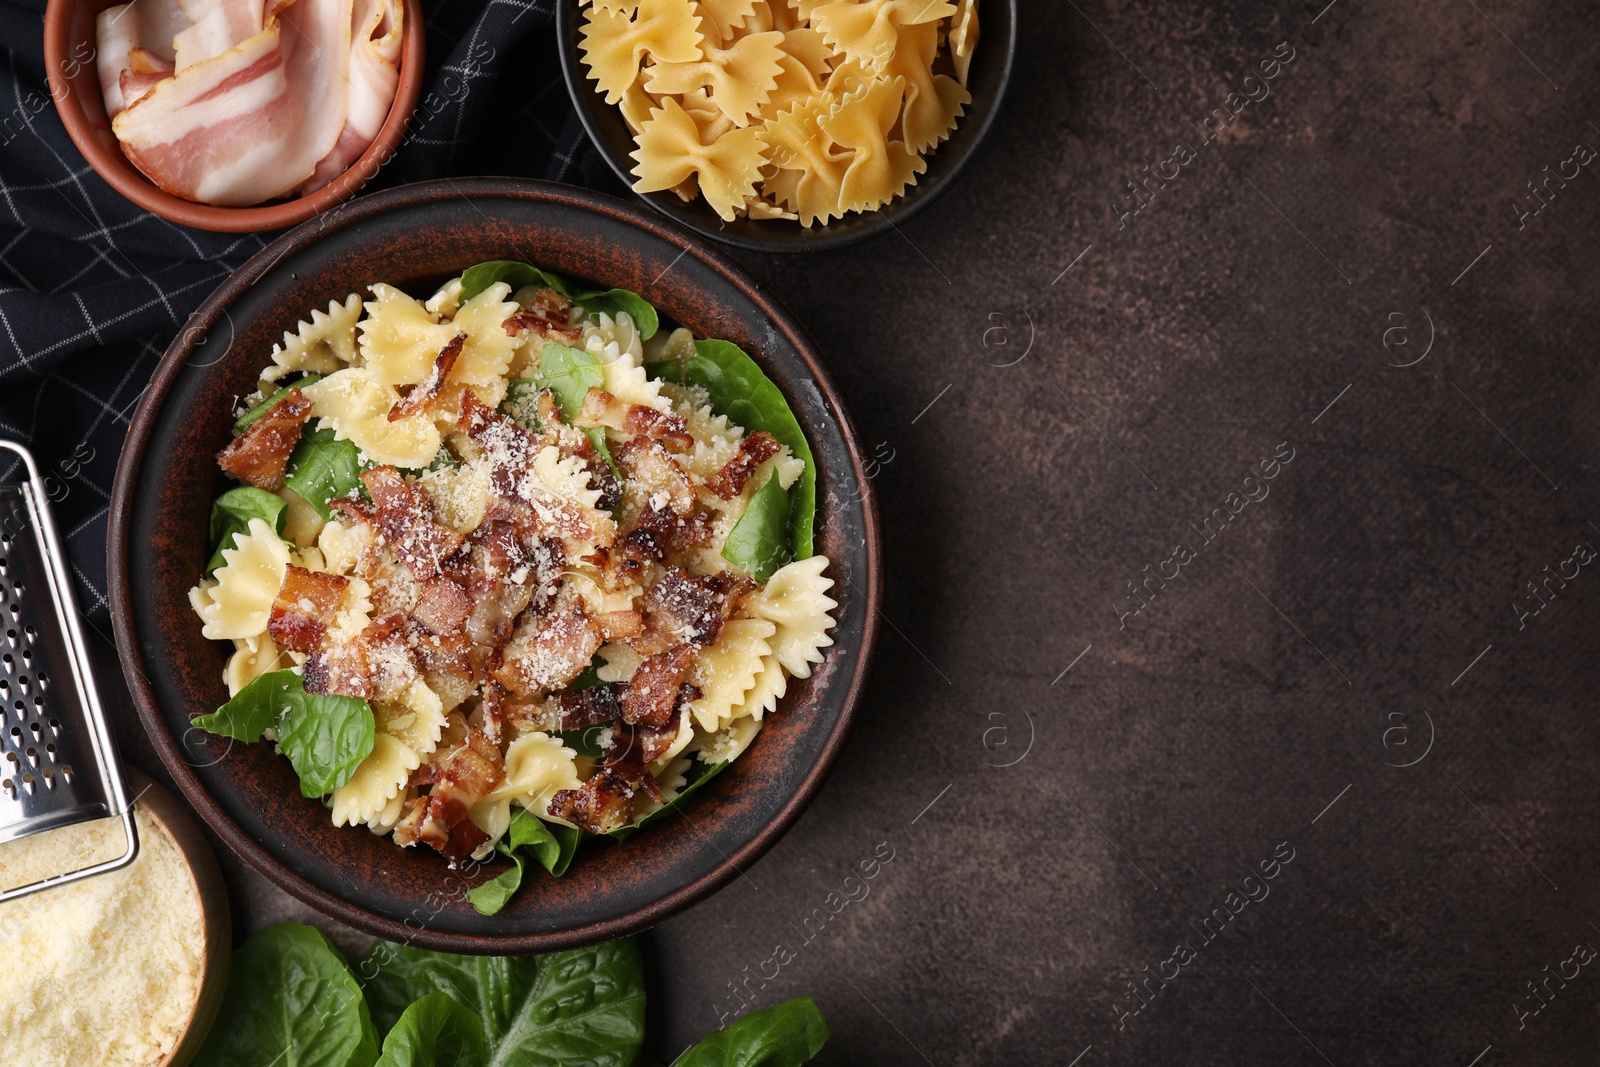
[0,772,230,1067]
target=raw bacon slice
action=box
[173,0,267,72]
[216,387,312,491]
[111,0,353,207]
[97,0,190,116]
[305,0,404,191]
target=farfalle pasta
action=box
[579,0,980,224]
[188,260,836,913]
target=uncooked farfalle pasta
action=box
[187,261,835,912]
[579,0,981,225]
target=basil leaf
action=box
[374,993,487,1067]
[570,287,659,340]
[192,668,299,743]
[195,922,380,1067]
[275,684,377,798]
[285,425,364,521]
[722,474,790,583]
[206,486,288,575]
[235,374,322,432]
[466,850,525,916]
[533,344,605,421]
[608,760,729,842]
[459,260,570,303]
[685,339,816,559]
[362,939,645,1067]
[673,997,830,1067]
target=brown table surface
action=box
[104,1,1600,1062]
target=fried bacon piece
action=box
[458,391,542,497]
[603,721,661,802]
[644,568,755,647]
[412,576,473,635]
[706,431,782,499]
[217,388,314,491]
[412,628,472,677]
[388,332,464,422]
[355,466,465,582]
[620,644,696,729]
[556,684,622,730]
[624,404,693,451]
[593,609,643,641]
[303,613,416,700]
[394,731,504,863]
[622,504,713,563]
[548,768,635,834]
[493,609,603,697]
[616,439,697,515]
[502,287,580,342]
[266,564,349,654]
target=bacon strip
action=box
[494,610,602,697]
[217,387,313,491]
[305,0,404,192]
[706,431,782,499]
[303,613,415,699]
[502,287,579,341]
[266,564,349,653]
[548,769,635,834]
[625,405,693,451]
[643,568,754,647]
[619,644,695,729]
[355,466,465,582]
[394,731,504,863]
[388,333,464,422]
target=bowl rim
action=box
[554,0,1019,254]
[106,177,884,952]
[42,0,427,234]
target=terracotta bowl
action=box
[108,178,882,953]
[556,0,1018,253]
[43,0,425,234]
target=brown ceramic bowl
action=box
[108,178,882,953]
[43,0,425,233]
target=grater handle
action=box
[0,442,138,901]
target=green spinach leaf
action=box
[192,668,299,742]
[235,374,323,432]
[459,261,570,303]
[374,993,487,1067]
[275,683,377,798]
[608,760,730,842]
[685,340,816,559]
[361,939,645,1067]
[722,474,790,583]
[557,724,609,759]
[285,425,364,521]
[195,669,375,798]
[195,922,380,1067]
[533,344,606,420]
[206,486,288,575]
[673,997,830,1067]
[466,810,583,915]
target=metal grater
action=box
[0,441,137,902]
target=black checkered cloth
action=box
[0,0,623,623]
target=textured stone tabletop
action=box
[110,1,1600,1062]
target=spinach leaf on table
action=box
[683,340,816,560]
[194,922,379,1067]
[193,669,374,798]
[373,993,486,1067]
[206,487,288,576]
[673,998,830,1067]
[361,938,645,1067]
[285,425,364,521]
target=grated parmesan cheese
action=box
[0,805,205,1066]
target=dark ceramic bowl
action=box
[108,178,882,952]
[556,0,1018,253]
